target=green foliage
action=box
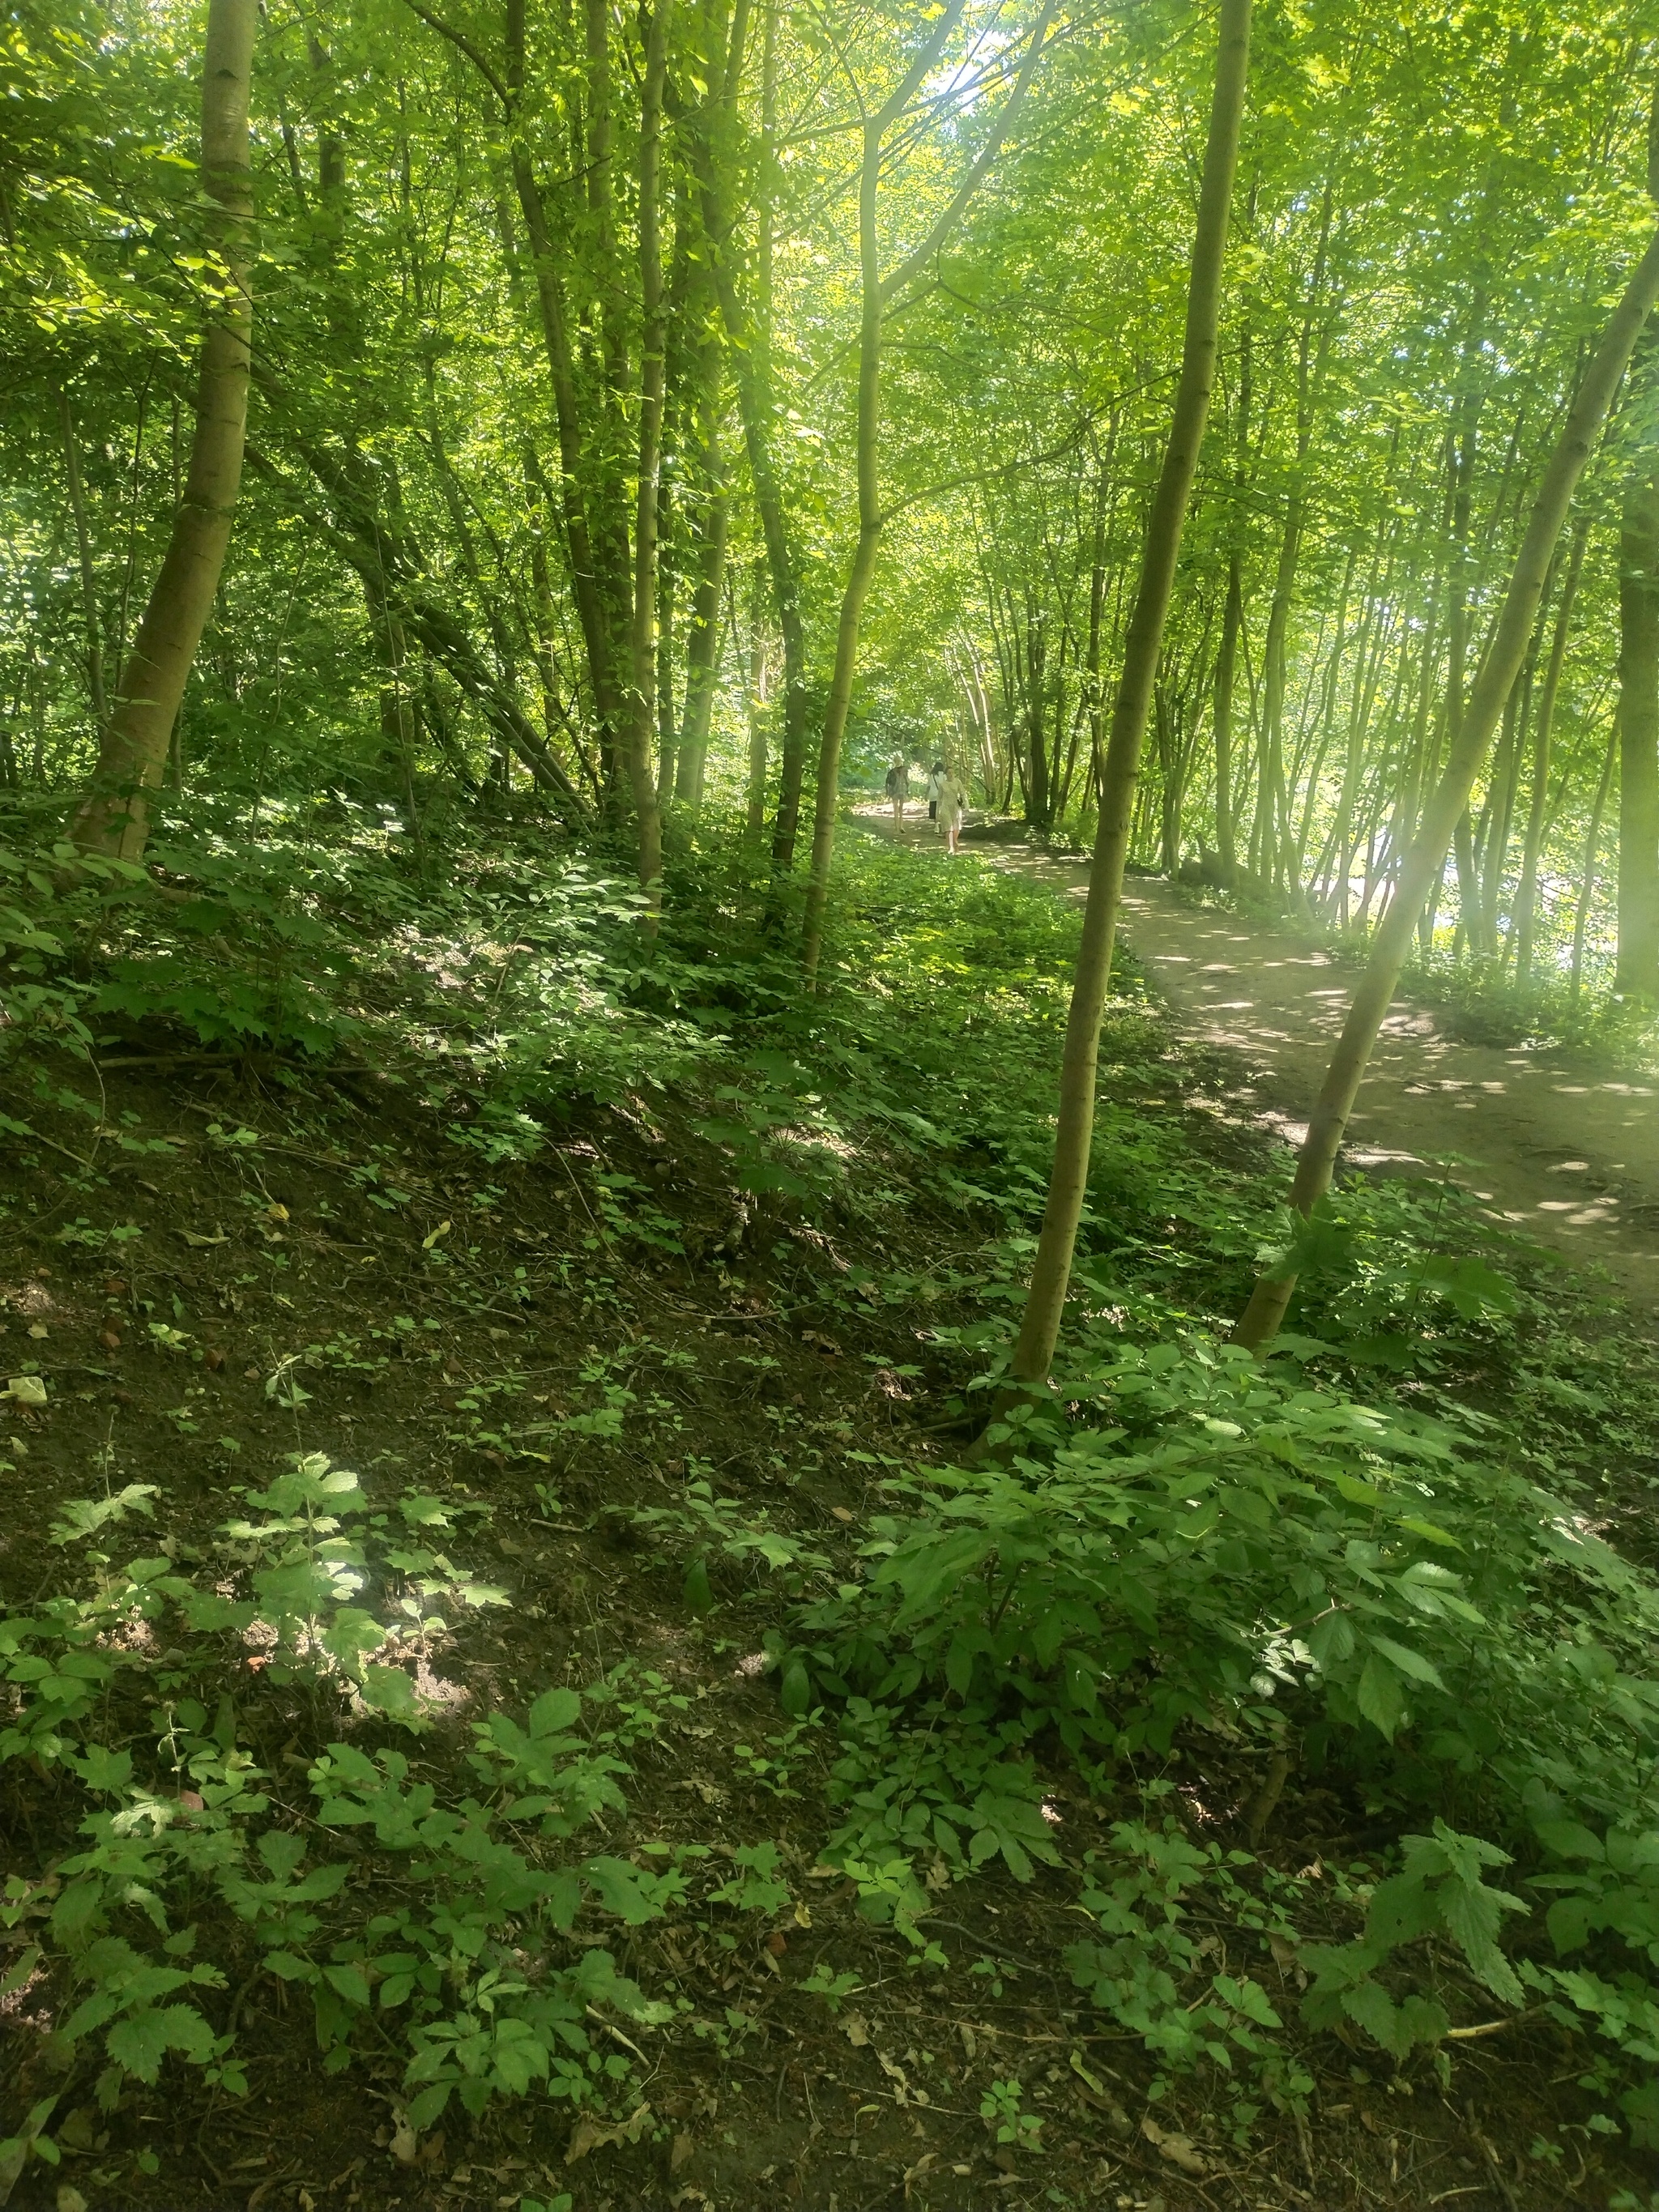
[0,1468,673,2132]
[1300,1821,1529,2058]
[1064,1819,1298,2093]
[632,1478,831,1608]
[979,2076,1043,2155]
[821,1695,1060,1885]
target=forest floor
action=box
[2,818,1657,2212]
[873,804,1659,1318]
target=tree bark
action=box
[1233,217,1659,1351]
[675,376,730,807]
[1618,446,1659,996]
[502,20,629,787]
[1512,516,1586,979]
[1026,608,1051,831]
[742,557,770,835]
[1007,0,1251,1387]
[625,0,670,909]
[1572,719,1618,1002]
[70,0,256,858]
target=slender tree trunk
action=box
[625,1,670,908]
[1444,364,1483,954]
[1233,217,1659,1350]
[1213,560,1243,875]
[743,558,770,836]
[504,20,629,765]
[1475,663,1527,953]
[58,390,110,733]
[1007,0,1251,1387]
[1026,611,1051,831]
[1213,323,1250,876]
[1572,718,1619,1002]
[1618,401,1659,995]
[799,0,1051,982]
[693,1,810,875]
[675,387,730,807]
[71,0,256,858]
[1513,518,1586,979]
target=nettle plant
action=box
[0,1459,714,2184]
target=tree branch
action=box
[396,0,512,109]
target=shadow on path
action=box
[855,803,1659,1319]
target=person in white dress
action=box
[936,766,967,855]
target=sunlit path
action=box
[856,805,1659,1317]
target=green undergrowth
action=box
[1399,943,1659,1068]
[0,1456,800,2195]
[6,805,1659,2188]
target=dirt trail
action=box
[860,805,1659,1317]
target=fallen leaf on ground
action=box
[878,2052,910,2103]
[389,2116,418,2164]
[565,2103,653,2163]
[670,2133,695,2174]
[1141,2114,1207,2174]
[842,2012,870,2048]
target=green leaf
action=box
[1533,1819,1604,1863]
[405,2082,454,2129]
[256,1832,308,1882]
[779,1656,811,1716]
[1367,1635,1444,1690]
[1436,1882,1526,2007]
[527,1686,582,1738]
[359,1664,424,1724]
[1356,1651,1405,1742]
[107,2004,215,2081]
[261,1951,317,1983]
[683,1556,714,1614]
[322,1963,372,2010]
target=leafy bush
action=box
[781,1331,1659,2127]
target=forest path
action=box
[856,804,1659,1318]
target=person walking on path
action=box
[885,754,911,831]
[937,765,967,855]
[926,760,946,821]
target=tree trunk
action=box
[70,0,256,859]
[624,0,669,909]
[1233,215,1659,1351]
[799,0,1052,982]
[675,386,731,807]
[1213,559,1243,874]
[692,1,810,875]
[1572,719,1618,1002]
[1513,516,1587,980]
[58,390,110,733]
[1026,611,1051,831]
[1007,0,1251,1387]
[503,19,629,769]
[743,558,770,836]
[1618,443,1659,996]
